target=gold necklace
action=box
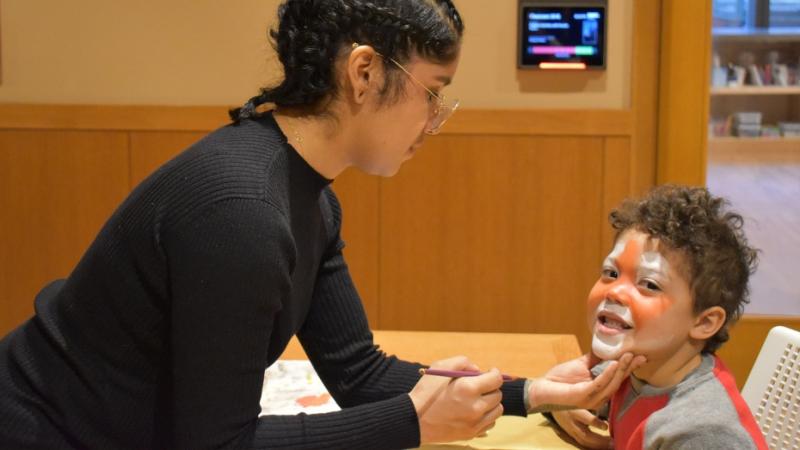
[275,109,304,145]
[291,125,303,144]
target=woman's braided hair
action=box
[230,0,464,121]
[609,185,759,353]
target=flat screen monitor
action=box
[518,2,607,69]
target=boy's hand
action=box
[552,409,612,449]
[527,352,646,412]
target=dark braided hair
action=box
[609,185,759,353]
[230,0,464,121]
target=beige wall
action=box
[0,0,631,109]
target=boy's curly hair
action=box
[609,185,758,353]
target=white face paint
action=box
[588,230,696,366]
[591,240,631,359]
[605,240,626,266]
[591,299,636,360]
[639,251,670,283]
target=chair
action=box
[742,326,800,450]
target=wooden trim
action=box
[629,0,661,195]
[717,314,800,389]
[737,315,800,325]
[0,104,633,137]
[656,0,712,186]
[711,86,800,96]
[709,137,800,154]
[444,109,633,136]
[0,3,3,86]
[0,104,233,132]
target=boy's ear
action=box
[690,306,727,340]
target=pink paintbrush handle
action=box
[419,368,517,381]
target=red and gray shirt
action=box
[601,354,768,450]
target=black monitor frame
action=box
[518,0,608,70]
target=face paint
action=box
[586,230,696,363]
[591,300,635,359]
[631,250,674,326]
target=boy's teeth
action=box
[606,319,625,329]
[600,316,630,330]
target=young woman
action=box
[0,1,642,448]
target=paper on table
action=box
[259,360,340,416]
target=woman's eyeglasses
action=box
[353,43,459,135]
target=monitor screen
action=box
[519,4,606,69]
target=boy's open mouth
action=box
[596,311,634,333]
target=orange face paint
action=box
[587,230,695,361]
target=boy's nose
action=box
[606,283,633,305]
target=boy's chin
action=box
[591,332,630,361]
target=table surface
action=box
[281,330,586,449]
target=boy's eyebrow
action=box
[638,266,670,278]
[435,75,452,86]
[638,252,672,279]
[603,255,617,265]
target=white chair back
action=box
[741,326,800,450]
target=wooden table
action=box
[281,330,585,449]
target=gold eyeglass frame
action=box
[352,43,459,135]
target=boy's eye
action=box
[601,268,618,279]
[641,280,661,291]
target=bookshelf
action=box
[711,86,800,96]
[710,26,800,143]
[709,136,800,153]
[713,27,800,43]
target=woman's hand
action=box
[527,353,646,412]
[409,356,504,445]
[552,409,612,449]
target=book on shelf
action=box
[747,65,764,86]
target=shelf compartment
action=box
[711,86,800,96]
[709,137,800,153]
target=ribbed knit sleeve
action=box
[254,395,420,449]
[293,192,423,448]
[163,190,422,449]
[299,250,425,408]
[164,197,293,449]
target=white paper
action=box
[259,360,340,416]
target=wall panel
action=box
[379,135,606,349]
[602,137,632,250]
[330,170,380,326]
[0,106,630,357]
[0,131,129,334]
[130,131,207,187]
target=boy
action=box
[550,185,768,449]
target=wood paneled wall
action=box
[0,130,130,331]
[1,103,797,386]
[0,105,634,354]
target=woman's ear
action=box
[690,306,726,341]
[346,45,380,105]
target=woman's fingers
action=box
[430,355,474,371]
[476,389,503,414]
[458,368,504,396]
[589,354,634,405]
[629,354,647,373]
[474,403,503,435]
[584,360,618,399]
[476,420,496,437]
